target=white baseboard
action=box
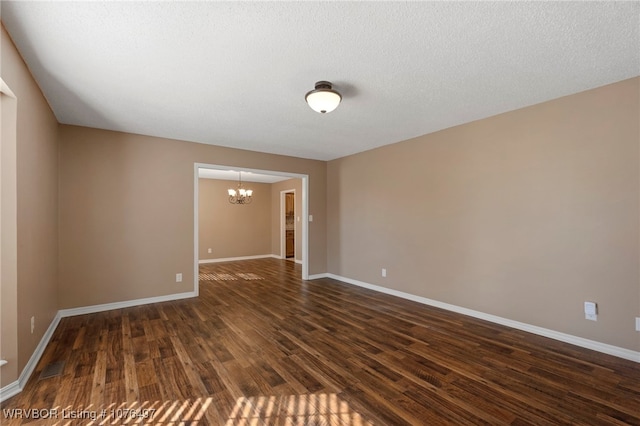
[0,311,61,403]
[0,380,20,403]
[59,291,197,317]
[199,255,302,265]
[198,254,276,264]
[1,290,197,402]
[307,273,329,280]
[324,273,640,363]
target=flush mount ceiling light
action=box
[305,81,341,114]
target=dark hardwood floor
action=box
[2,258,639,425]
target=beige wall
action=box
[1,26,59,384]
[271,178,303,261]
[58,125,327,308]
[1,88,19,387]
[328,77,640,351]
[199,178,271,260]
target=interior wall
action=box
[199,178,271,260]
[271,178,303,261]
[1,26,59,381]
[58,125,327,309]
[1,87,18,387]
[328,77,640,351]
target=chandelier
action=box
[227,172,253,204]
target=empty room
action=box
[1,2,639,425]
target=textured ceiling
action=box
[2,2,638,161]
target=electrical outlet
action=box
[30,316,35,334]
[584,301,597,321]
[381,268,387,278]
[207,248,212,254]
[636,317,640,332]
[309,215,313,222]
[176,273,183,283]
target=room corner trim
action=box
[0,380,20,403]
[1,290,198,402]
[307,273,329,280]
[326,273,640,363]
[0,311,61,403]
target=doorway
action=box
[194,163,310,294]
[284,191,295,259]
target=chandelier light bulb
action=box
[228,172,253,205]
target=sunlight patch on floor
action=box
[227,393,373,425]
[22,399,214,425]
[199,273,237,281]
[16,394,370,425]
[199,272,265,281]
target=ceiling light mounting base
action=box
[314,81,333,90]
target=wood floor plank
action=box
[121,314,140,403]
[89,346,107,408]
[2,258,639,425]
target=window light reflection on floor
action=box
[42,393,370,425]
[227,393,372,425]
[46,399,212,425]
